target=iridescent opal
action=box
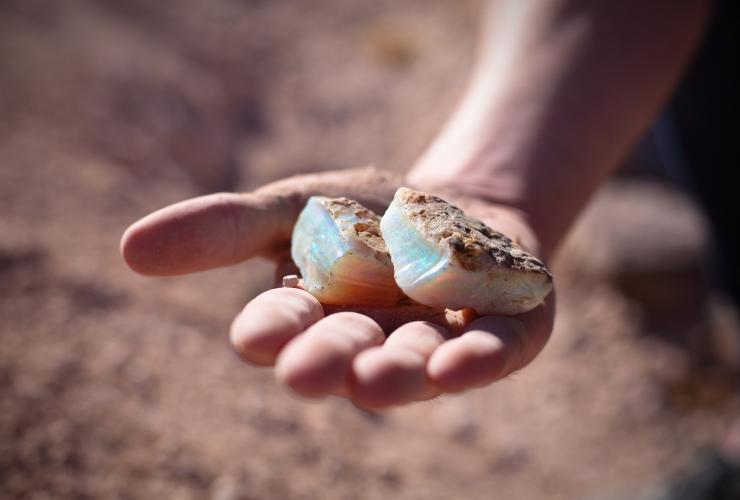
[380,187,553,315]
[291,196,403,307]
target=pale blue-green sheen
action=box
[380,202,449,289]
[291,198,346,290]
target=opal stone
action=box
[291,196,403,307]
[380,187,553,315]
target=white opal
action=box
[291,196,403,307]
[380,187,553,315]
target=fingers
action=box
[427,322,515,393]
[275,312,386,398]
[233,290,553,403]
[233,288,553,403]
[427,296,554,393]
[350,321,449,409]
[230,287,325,366]
[121,192,296,276]
[321,304,472,336]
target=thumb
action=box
[121,191,297,276]
[120,166,402,276]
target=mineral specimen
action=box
[380,187,553,315]
[291,196,403,307]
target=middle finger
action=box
[350,321,450,409]
[275,312,386,398]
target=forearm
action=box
[409,0,710,256]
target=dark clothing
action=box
[671,0,740,305]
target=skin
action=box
[121,0,709,409]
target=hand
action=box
[121,166,554,409]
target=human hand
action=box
[121,166,554,409]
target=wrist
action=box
[407,138,558,253]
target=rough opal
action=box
[380,187,553,315]
[291,196,403,307]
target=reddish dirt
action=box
[1,2,738,499]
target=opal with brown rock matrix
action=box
[291,196,403,307]
[380,187,553,315]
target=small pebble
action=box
[282,274,300,288]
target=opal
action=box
[291,196,403,307]
[380,187,553,315]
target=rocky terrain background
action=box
[1,1,738,499]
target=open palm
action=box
[121,167,554,409]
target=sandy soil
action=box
[1,1,738,499]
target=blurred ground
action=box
[1,1,738,499]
